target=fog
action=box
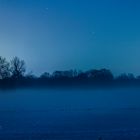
[0,88,140,139]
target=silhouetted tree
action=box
[10,57,26,79]
[77,71,88,79]
[116,73,128,80]
[52,70,76,78]
[73,70,78,77]
[40,72,50,78]
[127,73,135,80]
[116,73,135,81]
[86,69,114,81]
[137,75,140,80]
[26,71,36,79]
[0,56,10,79]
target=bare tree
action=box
[10,57,26,78]
[0,56,10,79]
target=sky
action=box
[0,0,140,76]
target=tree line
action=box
[0,56,140,89]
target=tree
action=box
[86,69,114,81]
[0,56,10,79]
[40,72,50,78]
[52,70,76,78]
[116,73,135,81]
[26,71,36,79]
[10,57,26,78]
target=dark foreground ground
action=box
[0,88,139,140]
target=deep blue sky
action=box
[0,0,140,75]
